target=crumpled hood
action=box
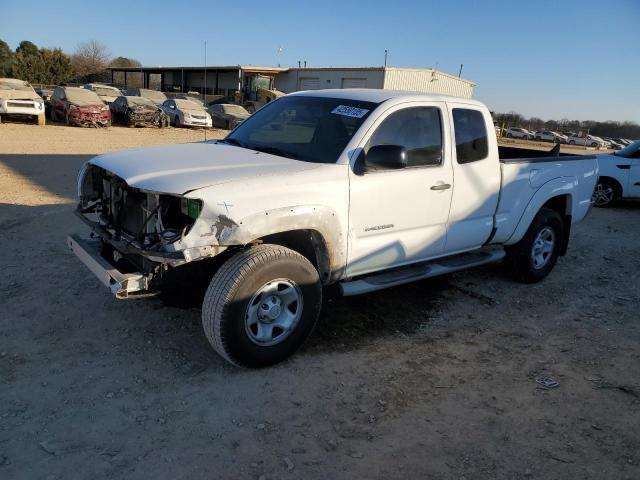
[89,142,321,195]
[0,88,41,101]
[98,95,118,104]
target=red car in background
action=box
[50,86,111,127]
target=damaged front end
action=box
[70,164,229,298]
[69,104,111,127]
[128,106,169,128]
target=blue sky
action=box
[2,0,638,122]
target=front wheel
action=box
[505,208,563,283]
[592,179,618,207]
[202,245,322,367]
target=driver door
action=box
[346,103,453,277]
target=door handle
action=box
[430,183,451,191]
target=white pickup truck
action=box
[70,89,598,367]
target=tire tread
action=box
[202,244,316,367]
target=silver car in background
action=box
[160,98,212,128]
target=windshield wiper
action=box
[250,145,298,160]
[218,137,246,148]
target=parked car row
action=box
[503,126,636,149]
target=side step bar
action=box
[339,248,506,296]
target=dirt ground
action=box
[1,123,639,480]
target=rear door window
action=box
[452,108,489,164]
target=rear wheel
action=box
[505,208,563,283]
[202,244,322,367]
[174,114,182,128]
[590,142,598,147]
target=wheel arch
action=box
[597,175,623,197]
[253,229,333,285]
[506,177,576,253]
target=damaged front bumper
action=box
[68,234,153,299]
[71,206,228,298]
[69,109,111,127]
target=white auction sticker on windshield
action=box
[331,105,369,118]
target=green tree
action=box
[0,39,13,77]
[110,56,142,68]
[16,40,38,57]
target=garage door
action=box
[298,77,320,90]
[341,78,367,89]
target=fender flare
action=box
[214,205,346,283]
[505,177,575,246]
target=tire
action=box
[592,178,618,207]
[505,208,563,284]
[506,133,512,138]
[202,244,322,368]
[590,142,597,147]
[569,140,575,145]
[174,115,181,128]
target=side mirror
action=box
[365,144,407,171]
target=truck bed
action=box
[489,144,599,246]
[498,145,597,163]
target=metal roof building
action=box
[108,65,475,99]
[276,67,475,98]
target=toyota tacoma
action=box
[69,89,599,367]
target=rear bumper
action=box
[67,234,152,299]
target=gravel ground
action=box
[1,123,639,480]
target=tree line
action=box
[493,111,640,140]
[0,38,141,85]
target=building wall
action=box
[383,68,474,98]
[275,69,385,93]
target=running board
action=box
[339,248,506,296]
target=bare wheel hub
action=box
[245,279,303,346]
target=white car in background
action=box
[504,127,532,139]
[83,84,122,105]
[160,98,213,128]
[0,78,46,125]
[534,130,568,143]
[567,134,607,147]
[592,139,640,206]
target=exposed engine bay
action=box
[77,165,203,269]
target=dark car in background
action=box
[50,86,111,127]
[207,103,251,129]
[110,96,169,128]
[126,88,167,106]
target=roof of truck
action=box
[289,88,484,106]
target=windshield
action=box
[175,99,204,110]
[226,96,377,163]
[223,104,249,116]
[616,139,640,157]
[66,88,103,104]
[140,89,167,101]
[0,79,34,92]
[92,85,120,97]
